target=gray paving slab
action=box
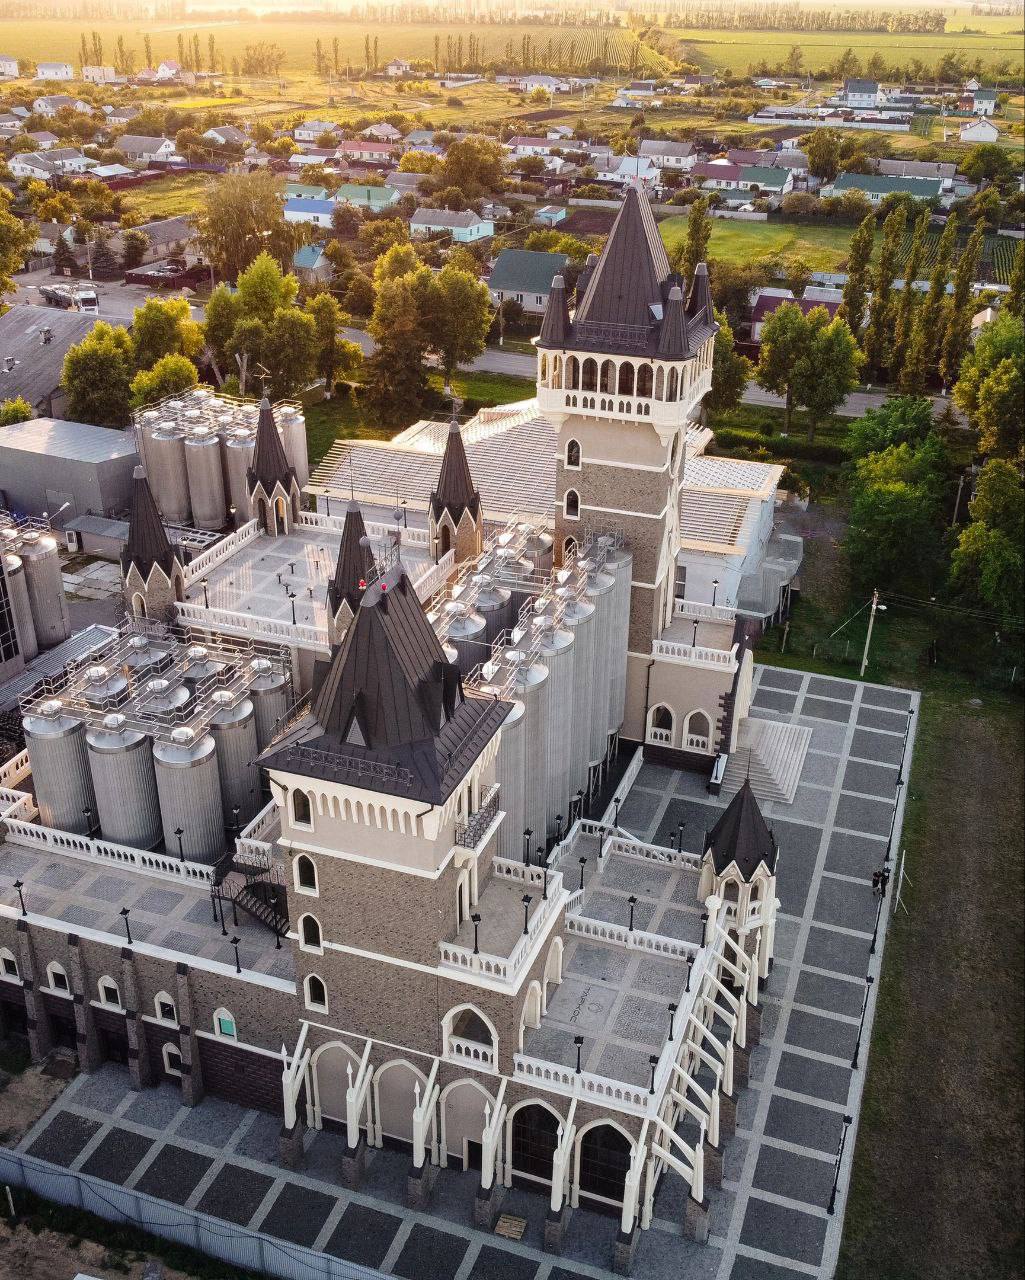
[801,926,869,979]
[775,1051,852,1106]
[849,728,904,765]
[134,1144,213,1205]
[833,793,893,837]
[859,685,913,711]
[121,1084,184,1129]
[813,879,878,935]
[856,706,908,733]
[69,1064,131,1112]
[466,1244,540,1280]
[794,971,866,1019]
[786,786,831,824]
[824,831,886,880]
[800,698,852,723]
[806,677,855,701]
[730,1257,809,1280]
[196,1162,276,1225]
[324,1201,404,1268]
[740,1196,827,1267]
[752,689,798,713]
[799,754,840,788]
[566,942,631,985]
[785,1009,857,1061]
[80,1128,154,1183]
[258,1180,337,1245]
[26,1112,100,1166]
[756,669,804,692]
[393,1222,469,1280]
[764,1095,846,1155]
[634,956,691,998]
[176,1095,247,1146]
[752,1144,834,1212]
[841,760,899,799]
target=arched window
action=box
[132,592,147,618]
[46,962,69,994]
[565,439,581,469]
[599,359,615,393]
[98,977,121,1008]
[565,355,579,389]
[540,354,548,383]
[439,523,452,557]
[564,489,580,521]
[154,992,177,1024]
[300,913,323,952]
[295,853,318,894]
[162,1043,183,1077]
[654,367,665,400]
[563,536,577,560]
[581,357,597,391]
[0,948,18,980]
[667,368,679,401]
[552,355,563,387]
[636,363,653,397]
[443,1003,498,1066]
[684,710,712,751]
[647,704,674,746]
[305,974,328,1012]
[213,1008,236,1039]
[292,788,312,827]
[617,363,634,396]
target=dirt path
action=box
[0,1062,66,1149]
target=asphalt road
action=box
[12,268,203,323]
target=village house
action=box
[0,53,18,78]
[487,248,570,315]
[34,62,74,81]
[114,135,179,164]
[410,208,494,242]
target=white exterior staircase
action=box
[721,717,811,806]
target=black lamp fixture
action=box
[668,1002,678,1039]
[470,912,481,955]
[613,795,622,828]
[13,879,26,916]
[574,1034,585,1074]
[627,894,638,931]
[119,906,133,946]
[288,589,297,625]
[83,804,95,837]
[692,618,699,647]
[711,577,719,607]
[232,806,241,840]
[522,828,532,867]
[686,952,695,992]
[541,858,549,901]
[230,934,242,974]
[648,1053,659,1094]
[201,576,210,608]
[555,813,564,845]
[174,826,185,861]
[521,894,532,935]
[578,856,587,892]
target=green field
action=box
[660,214,856,271]
[123,172,212,220]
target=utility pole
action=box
[859,589,885,678]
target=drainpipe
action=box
[642,656,655,747]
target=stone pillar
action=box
[544,1205,568,1253]
[406,1157,438,1210]
[683,1193,711,1243]
[120,948,154,1090]
[718,1090,737,1141]
[746,1001,762,1048]
[703,1139,724,1188]
[173,962,204,1105]
[341,1134,367,1190]
[16,921,52,1064]
[473,1179,504,1230]
[613,1226,639,1276]
[279,1120,305,1169]
[733,1044,750,1090]
[67,936,102,1072]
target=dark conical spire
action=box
[248,397,294,494]
[656,284,691,358]
[327,500,376,615]
[430,413,480,525]
[573,184,670,330]
[121,466,180,579]
[706,779,778,879]
[686,261,714,327]
[538,273,570,346]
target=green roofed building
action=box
[487,247,571,315]
[334,184,400,210]
[825,172,943,205]
[284,182,329,201]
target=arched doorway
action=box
[439,524,452,557]
[575,1122,633,1209]
[441,1079,493,1170]
[647,704,674,747]
[373,1059,424,1150]
[312,1041,363,1131]
[508,1101,561,1189]
[275,495,288,532]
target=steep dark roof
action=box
[538,274,570,345]
[656,284,690,358]
[326,500,376,615]
[261,564,510,803]
[120,466,181,579]
[706,780,778,879]
[430,415,481,525]
[247,397,295,495]
[686,261,714,328]
[537,184,717,357]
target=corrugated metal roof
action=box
[0,413,138,463]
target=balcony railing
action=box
[652,638,739,671]
[447,1035,495,1068]
[438,870,566,986]
[454,783,501,849]
[673,598,737,625]
[647,727,672,746]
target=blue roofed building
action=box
[283,196,336,228]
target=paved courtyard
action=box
[13,665,916,1280]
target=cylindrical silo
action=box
[149,424,190,524]
[490,548,534,617]
[439,601,487,676]
[504,649,549,847]
[80,663,130,713]
[248,658,290,748]
[209,690,261,828]
[180,644,226,692]
[602,542,633,737]
[122,634,174,685]
[136,407,161,477]
[493,698,526,860]
[470,575,511,648]
[153,727,225,863]
[522,526,554,577]
[86,713,162,849]
[4,554,38,662]
[584,561,616,770]
[184,428,227,530]
[137,677,192,734]
[535,614,575,838]
[224,429,256,521]
[280,407,310,487]
[557,585,596,796]
[19,532,70,648]
[22,699,96,833]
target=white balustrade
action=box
[0,788,34,821]
[3,817,216,885]
[182,520,260,584]
[513,1053,649,1112]
[686,734,711,751]
[652,638,739,671]
[412,550,455,602]
[174,600,327,651]
[566,912,700,960]
[0,749,30,789]
[673,598,737,625]
[647,727,672,745]
[438,874,566,986]
[447,1035,495,1067]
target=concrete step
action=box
[722,717,812,805]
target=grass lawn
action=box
[432,369,535,406]
[756,504,1024,1280]
[659,215,856,271]
[124,172,211,221]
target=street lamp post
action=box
[578,856,587,892]
[230,935,242,974]
[827,1115,854,1215]
[522,828,532,867]
[613,795,622,828]
[711,578,719,607]
[627,895,638,931]
[521,894,532,935]
[648,1054,659,1095]
[13,880,26,916]
[471,912,481,955]
[668,1002,678,1039]
[174,826,185,861]
[119,906,133,946]
[83,805,96,837]
[574,1034,584,1074]
[859,589,886,678]
[851,975,874,1069]
[685,952,694,992]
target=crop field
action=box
[893,230,1017,284]
[122,172,212,221]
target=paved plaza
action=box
[13,664,916,1280]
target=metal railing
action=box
[454,783,500,848]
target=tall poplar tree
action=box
[838,213,875,338]
[939,220,985,389]
[890,209,929,378]
[862,204,906,379]
[900,214,958,395]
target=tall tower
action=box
[121,466,186,623]
[536,186,717,741]
[247,397,302,535]
[428,412,484,564]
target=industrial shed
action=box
[0,303,99,418]
[0,416,139,522]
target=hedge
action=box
[711,427,848,463]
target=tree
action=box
[363,271,431,426]
[0,198,36,297]
[968,458,1024,544]
[0,396,33,426]
[755,302,808,433]
[306,292,362,397]
[862,204,906,378]
[890,209,929,378]
[707,309,750,416]
[670,198,710,293]
[1006,240,1024,320]
[52,234,78,275]
[950,521,1024,617]
[343,271,376,317]
[838,214,874,337]
[130,353,199,408]
[399,150,440,174]
[796,311,863,441]
[805,129,841,182]
[425,264,493,386]
[373,241,421,285]
[357,217,408,258]
[61,322,134,427]
[954,311,1024,461]
[440,137,506,197]
[900,213,957,395]
[236,251,299,324]
[120,227,149,271]
[131,297,202,371]
[939,220,985,388]
[227,317,268,395]
[848,397,934,459]
[89,227,117,277]
[264,307,319,397]
[203,283,242,381]
[197,171,304,282]
[960,143,1016,185]
[709,259,774,332]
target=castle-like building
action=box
[0,189,794,1273]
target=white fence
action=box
[181,520,260,585]
[0,1147,386,1280]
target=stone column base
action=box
[746,1002,762,1047]
[474,1180,504,1230]
[703,1140,724,1188]
[733,1045,751,1090]
[279,1121,305,1170]
[613,1226,638,1276]
[341,1137,367,1190]
[544,1205,569,1253]
[683,1194,711,1243]
[406,1158,438,1210]
[719,1090,737,1141]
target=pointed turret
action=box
[428,412,483,565]
[327,500,376,618]
[120,466,185,623]
[686,261,714,327]
[538,274,570,346]
[706,780,778,880]
[656,284,691,359]
[248,396,294,495]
